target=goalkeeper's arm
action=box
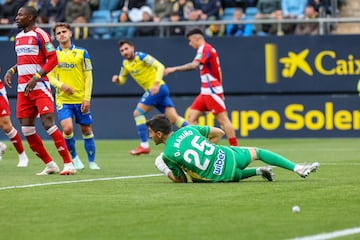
[155,153,187,183]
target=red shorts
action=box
[191,93,227,115]
[0,95,10,117]
[16,90,55,119]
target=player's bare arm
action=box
[164,61,200,75]
[208,127,225,144]
[4,65,17,88]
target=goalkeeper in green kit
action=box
[146,114,320,183]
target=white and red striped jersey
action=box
[193,42,224,95]
[15,27,57,93]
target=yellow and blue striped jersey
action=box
[48,44,93,104]
[119,51,165,90]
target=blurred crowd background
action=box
[0,0,352,41]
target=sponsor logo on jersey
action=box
[58,62,75,69]
[16,46,38,55]
[213,149,225,175]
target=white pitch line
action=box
[0,173,163,191]
[289,227,360,240]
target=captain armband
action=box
[155,153,171,176]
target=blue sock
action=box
[64,132,77,159]
[135,115,148,143]
[83,133,96,163]
[175,117,188,128]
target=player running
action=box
[112,40,188,155]
[165,28,238,147]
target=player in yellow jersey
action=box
[112,40,188,155]
[48,22,100,170]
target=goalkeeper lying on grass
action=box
[146,114,320,183]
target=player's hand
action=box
[112,75,120,84]
[4,71,13,88]
[24,76,38,96]
[81,100,90,113]
[61,84,74,95]
[164,67,176,76]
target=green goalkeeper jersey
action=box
[163,126,249,182]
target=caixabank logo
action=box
[264,43,360,85]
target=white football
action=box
[292,205,300,213]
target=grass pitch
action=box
[0,138,359,240]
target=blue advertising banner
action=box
[1,35,360,96]
[1,35,360,139]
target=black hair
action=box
[22,6,38,20]
[146,114,172,135]
[118,39,134,48]
[186,28,204,38]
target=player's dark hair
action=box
[186,28,204,38]
[146,114,172,135]
[118,40,134,48]
[53,22,71,34]
[22,6,38,20]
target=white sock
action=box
[140,142,149,148]
[64,163,73,168]
[47,161,56,167]
[19,152,28,161]
[293,164,302,172]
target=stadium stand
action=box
[89,9,112,39]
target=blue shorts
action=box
[56,103,93,125]
[139,84,175,113]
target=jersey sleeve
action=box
[82,48,93,101]
[47,66,63,89]
[143,54,164,83]
[35,28,58,73]
[188,125,211,138]
[83,49,93,71]
[163,154,185,178]
[118,59,129,84]
[194,47,207,65]
[138,51,165,83]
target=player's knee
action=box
[62,128,73,135]
[167,115,177,124]
[133,107,146,117]
[21,126,36,136]
[41,119,56,130]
